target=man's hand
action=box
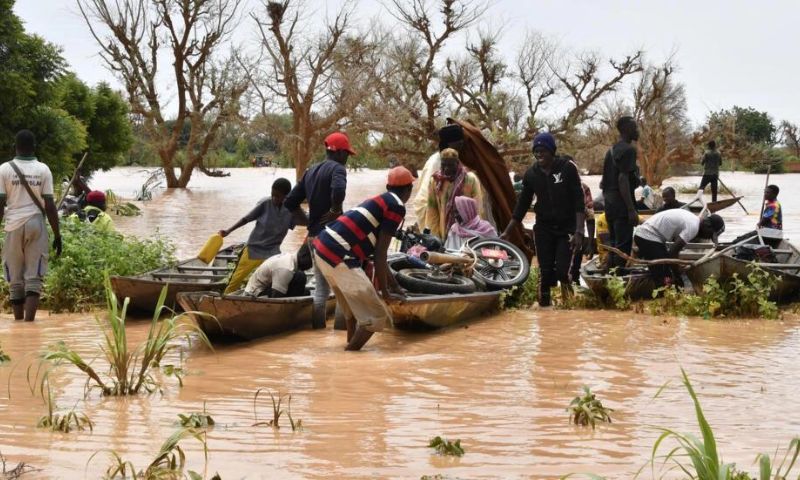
[319,209,341,225]
[583,237,596,257]
[570,232,584,251]
[499,229,511,241]
[53,236,63,257]
[218,229,228,238]
[627,209,639,226]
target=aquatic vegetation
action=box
[104,189,142,216]
[252,389,303,431]
[0,451,38,479]
[501,268,538,309]
[428,436,465,457]
[0,344,9,364]
[554,287,603,310]
[604,273,631,310]
[43,279,212,396]
[0,220,175,312]
[178,403,215,429]
[37,382,93,433]
[91,428,214,480]
[567,386,613,430]
[648,265,779,319]
[645,368,800,479]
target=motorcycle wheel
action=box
[395,268,476,295]
[467,238,530,290]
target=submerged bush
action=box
[648,264,779,319]
[567,386,613,430]
[428,436,465,457]
[0,219,175,312]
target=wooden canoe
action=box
[637,196,744,215]
[686,237,800,304]
[390,291,502,330]
[176,290,331,340]
[110,243,242,314]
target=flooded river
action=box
[1,167,799,478]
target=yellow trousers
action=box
[224,247,265,294]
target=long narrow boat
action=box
[390,291,502,330]
[686,236,800,303]
[176,291,326,340]
[110,243,242,314]
[580,243,718,300]
[637,196,744,215]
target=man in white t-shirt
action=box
[0,130,62,321]
[633,209,724,286]
[243,244,312,298]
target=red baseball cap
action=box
[324,132,356,155]
[387,166,415,187]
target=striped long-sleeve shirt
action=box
[313,192,406,267]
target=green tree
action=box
[731,106,776,144]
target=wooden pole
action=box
[716,176,748,214]
[57,152,89,209]
[599,244,695,266]
[756,163,772,245]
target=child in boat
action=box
[444,196,497,250]
[243,243,313,298]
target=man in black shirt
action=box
[600,116,640,270]
[700,140,722,202]
[501,132,585,307]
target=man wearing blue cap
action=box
[501,132,585,307]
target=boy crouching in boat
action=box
[312,167,415,351]
[243,243,313,298]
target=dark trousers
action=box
[633,235,673,286]
[604,194,634,270]
[534,224,573,306]
[699,174,719,202]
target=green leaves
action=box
[567,386,614,430]
[428,436,465,457]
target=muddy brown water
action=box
[1,167,799,478]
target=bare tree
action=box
[356,0,490,168]
[779,120,800,158]
[515,30,557,136]
[633,60,692,185]
[248,0,377,180]
[78,0,249,188]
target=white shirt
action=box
[0,157,54,232]
[636,209,699,244]
[243,253,298,296]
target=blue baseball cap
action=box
[532,132,557,153]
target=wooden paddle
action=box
[717,176,748,214]
[57,152,89,209]
[756,163,771,245]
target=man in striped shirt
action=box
[313,167,415,351]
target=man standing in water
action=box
[699,140,722,202]
[219,178,298,293]
[600,116,640,270]
[0,130,62,321]
[313,167,414,350]
[501,133,585,307]
[284,132,353,328]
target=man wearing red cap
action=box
[284,131,354,329]
[74,190,114,233]
[313,167,414,350]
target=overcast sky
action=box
[13,0,800,127]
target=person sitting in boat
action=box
[656,187,686,213]
[312,166,414,351]
[219,178,306,294]
[635,176,662,210]
[70,190,114,233]
[633,209,725,286]
[444,196,497,250]
[243,243,313,298]
[421,147,484,241]
[500,132,585,307]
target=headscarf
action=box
[432,149,467,233]
[449,196,497,239]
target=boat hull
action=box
[177,291,317,340]
[390,291,502,330]
[686,239,800,304]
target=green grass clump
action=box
[37,381,93,433]
[252,389,303,431]
[567,386,613,430]
[91,428,216,480]
[428,436,465,457]
[43,278,212,396]
[0,344,9,364]
[604,273,631,310]
[502,268,538,309]
[178,403,215,429]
